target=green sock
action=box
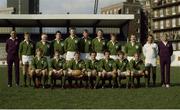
[62,75,66,87]
[43,76,46,87]
[95,76,100,87]
[117,76,121,87]
[145,76,148,87]
[126,77,130,88]
[23,74,27,85]
[112,77,116,87]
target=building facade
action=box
[7,0,39,14]
[151,0,180,41]
[101,0,148,43]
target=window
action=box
[178,5,180,13]
[160,9,164,17]
[178,42,180,50]
[172,0,176,3]
[154,10,158,17]
[166,20,170,27]
[160,20,164,29]
[166,0,170,3]
[172,6,176,15]
[137,28,140,33]
[42,27,66,34]
[16,27,39,34]
[137,9,140,14]
[126,8,129,14]
[0,27,13,34]
[146,1,150,6]
[154,33,157,40]
[154,0,158,3]
[106,11,109,14]
[166,8,170,16]
[114,9,117,14]
[172,18,176,27]
[110,10,113,14]
[179,18,180,25]
[137,19,140,23]
[160,33,163,38]
[154,22,158,29]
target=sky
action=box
[0,0,126,14]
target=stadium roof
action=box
[0,14,134,27]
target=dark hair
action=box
[55,31,61,35]
[83,29,89,33]
[90,51,97,56]
[118,51,124,56]
[54,50,60,54]
[130,34,136,38]
[41,33,47,36]
[69,27,76,31]
[134,52,140,57]
[36,48,43,53]
[74,51,80,55]
[24,32,30,36]
[147,34,154,39]
[97,29,104,33]
[104,50,110,55]
[110,33,117,37]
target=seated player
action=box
[30,48,48,88]
[66,51,86,87]
[97,50,116,88]
[129,53,149,88]
[49,50,66,89]
[115,51,131,88]
[85,51,99,88]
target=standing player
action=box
[36,33,51,61]
[98,50,116,88]
[64,28,80,61]
[19,32,35,87]
[30,48,48,88]
[124,34,142,61]
[107,33,121,60]
[85,51,99,88]
[49,50,66,88]
[143,35,158,86]
[50,31,64,58]
[129,53,149,88]
[115,51,131,88]
[92,29,106,60]
[66,51,86,87]
[6,31,20,87]
[79,29,92,60]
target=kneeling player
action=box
[30,48,48,88]
[66,51,86,87]
[85,51,99,88]
[129,53,149,88]
[49,50,66,88]
[116,51,131,88]
[98,50,116,88]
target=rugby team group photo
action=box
[5,27,173,89]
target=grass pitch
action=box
[0,66,180,109]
